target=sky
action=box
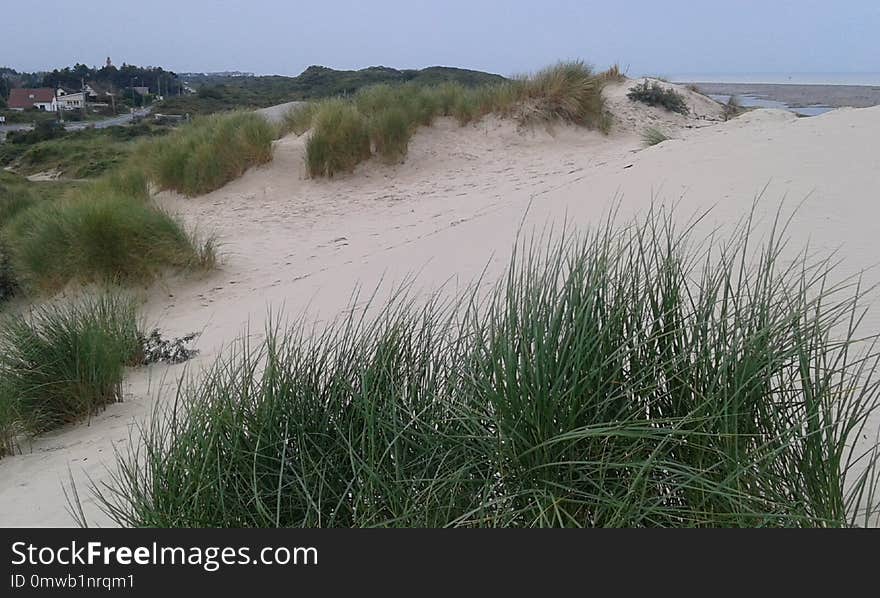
[3,1,879,77]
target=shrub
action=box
[89,210,880,527]
[4,192,213,292]
[627,81,690,114]
[642,126,670,147]
[144,112,274,196]
[305,100,371,177]
[0,291,141,452]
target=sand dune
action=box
[2,80,879,526]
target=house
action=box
[54,89,86,110]
[7,87,87,112]
[8,88,56,111]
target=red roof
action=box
[8,88,56,109]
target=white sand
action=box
[2,79,879,527]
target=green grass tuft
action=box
[0,291,141,454]
[143,112,274,197]
[303,61,610,177]
[4,190,213,293]
[88,209,880,527]
[305,100,372,178]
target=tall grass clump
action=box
[4,191,213,292]
[627,80,690,114]
[279,103,317,137]
[144,112,274,196]
[642,126,671,147]
[600,63,626,83]
[90,209,880,527]
[0,291,141,452]
[305,100,371,177]
[518,61,609,131]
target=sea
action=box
[664,73,880,116]
[666,73,880,86]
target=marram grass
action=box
[297,61,611,177]
[0,291,141,455]
[85,209,880,527]
[143,111,274,197]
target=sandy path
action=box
[2,82,879,527]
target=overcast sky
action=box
[4,1,879,76]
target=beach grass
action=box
[4,185,213,293]
[143,111,275,196]
[0,291,141,455]
[86,209,880,527]
[642,127,671,147]
[305,99,372,177]
[298,61,609,177]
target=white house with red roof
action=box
[7,88,87,112]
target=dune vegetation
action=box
[87,210,880,528]
[642,126,671,147]
[291,61,613,177]
[627,81,690,114]
[141,111,275,196]
[2,175,213,294]
[0,291,141,456]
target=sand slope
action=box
[2,81,879,527]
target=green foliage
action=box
[88,210,880,527]
[642,126,670,147]
[627,81,690,114]
[305,100,371,177]
[143,111,274,196]
[0,291,141,455]
[2,124,169,179]
[159,65,506,117]
[278,103,316,136]
[304,61,609,176]
[4,188,212,293]
[368,107,413,163]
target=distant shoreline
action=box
[679,82,880,109]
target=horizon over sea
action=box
[665,72,880,86]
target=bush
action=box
[89,210,880,527]
[0,291,141,454]
[627,81,690,114]
[144,112,274,196]
[305,100,371,177]
[4,191,213,292]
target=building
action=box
[7,88,87,112]
[54,89,86,110]
[8,88,56,111]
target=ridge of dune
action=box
[2,83,879,527]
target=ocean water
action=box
[667,73,880,86]
[707,94,833,117]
